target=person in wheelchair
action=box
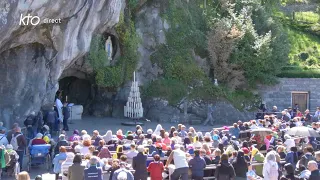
[29,133,47,146]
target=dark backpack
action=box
[7,152,17,167]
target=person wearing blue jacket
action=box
[189,149,206,180]
[231,123,240,139]
[53,146,67,179]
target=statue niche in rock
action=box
[105,36,113,62]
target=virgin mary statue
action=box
[105,36,113,61]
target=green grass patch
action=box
[295,11,320,24]
[277,68,320,78]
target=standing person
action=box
[35,111,43,133]
[232,151,248,180]
[262,151,279,180]
[165,144,189,180]
[203,103,214,126]
[7,123,18,143]
[62,102,70,131]
[188,149,206,180]
[0,129,8,146]
[147,154,164,180]
[314,107,320,122]
[84,156,103,180]
[46,106,58,135]
[214,153,236,180]
[24,111,36,139]
[55,95,63,122]
[68,154,85,180]
[53,146,67,180]
[132,145,148,180]
[11,127,27,171]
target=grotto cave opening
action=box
[58,76,94,115]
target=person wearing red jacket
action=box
[147,154,164,180]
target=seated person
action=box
[54,134,69,155]
[30,133,47,146]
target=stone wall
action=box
[258,78,320,112]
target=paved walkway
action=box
[5,116,219,179]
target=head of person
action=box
[81,130,87,136]
[35,175,42,180]
[194,149,200,157]
[304,146,314,154]
[59,146,67,153]
[130,144,136,150]
[93,130,99,136]
[173,131,179,137]
[156,136,162,142]
[137,145,144,153]
[89,156,99,166]
[73,154,82,164]
[17,171,30,180]
[233,123,238,128]
[127,134,134,141]
[214,149,221,157]
[189,127,195,133]
[147,129,153,135]
[170,126,176,132]
[153,154,160,161]
[178,124,182,130]
[120,155,127,162]
[99,140,105,147]
[265,151,276,162]
[273,106,277,110]
[284,163,294,175]
[315,151,320,161]
[174,144,181,150]
[15,127,21,133]
[220,153,229,162]
[59,134,66,141]
[276,145,285,153]
[117,171,128,180]
[136,129,142,135]
[83,140,91,147]
[305,109,310,114]
[181,125,186,131]
[307,160,318,172]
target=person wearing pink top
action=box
[163,132,171,145]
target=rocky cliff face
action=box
[0,0,123,126]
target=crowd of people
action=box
[0,105,320,180]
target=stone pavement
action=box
[6,116,220,179]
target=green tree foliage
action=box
[207,0,290,88]
[88,13,139,88]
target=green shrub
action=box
[277,69,320,78]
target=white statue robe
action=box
[55,98,63,122]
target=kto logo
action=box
[19,14,40,26]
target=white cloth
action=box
[80,146,90,155]
[55,98,63,121]
[0,134,8,146]
[263,161,279,180]
[125,150,138,159]
[103,131,112,143]
[153,124,162,136]
[172,149,188,169]
[193,141,202,149]
[284,139,295,152]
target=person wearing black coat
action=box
[232,151,248,179]
[215,154,236,180]
[132,146,148,180]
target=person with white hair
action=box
[84,156,103,180]
[132,145,147,180]
[165,144,189,180]
[262,151,279,180]
[308,160,320,179]
[284,134,295,153]
[29,133,46,146]
[112,162,134,180]
[153,124,162,136]
[146,129,153,139]
[103,130,113,144]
